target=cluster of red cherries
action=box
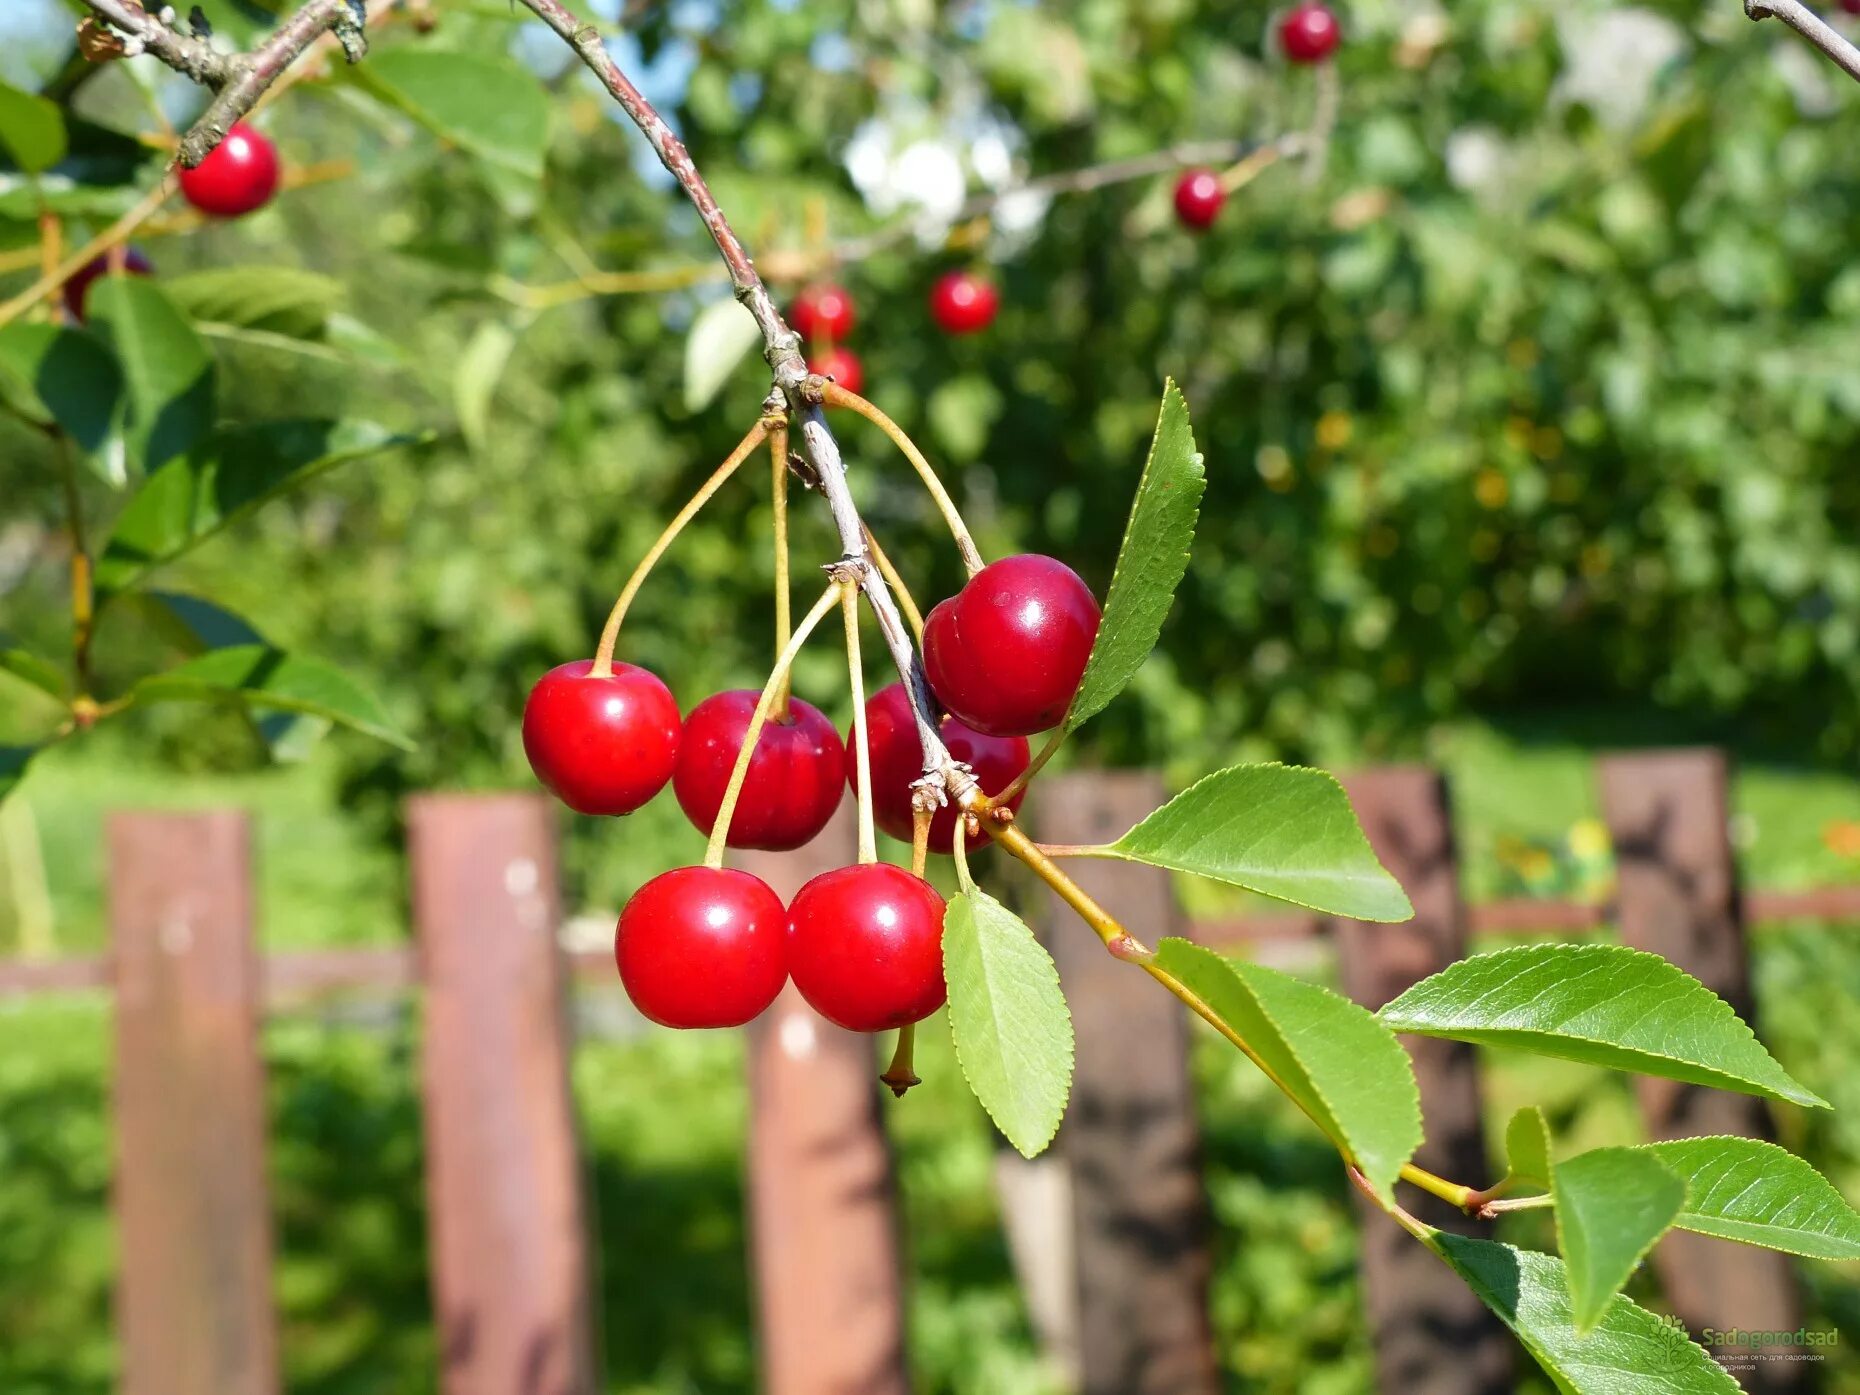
[796,270,1000,396]
[523,554,1101,1034]
[1171,2,1342,231]
[62,122,281,320]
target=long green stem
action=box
[842,587,876,864]
[593,420,767,677]
[702,582,842,868]
[54,434,95,701]
[1401,1162,1477,1210]
[863,525,924,646]
[822,383,984,577]
[992,727,1063,807]
[770,421,792,719]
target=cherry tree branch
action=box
[81,0,231,85]
[1745,0,1860,84]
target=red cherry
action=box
[616,866,787,1028]
[808,346,865,395]
[522,660,681,816]
[63,247,153,321]
[922,555,1101,737]
[1842,0,1860,13]
[790,283,856,343]
[788,864,946,1032]
[1279,3,1342,63]
[673,690,845,850]
[928,271,1000,335]
[1173,169,1226,230]
[846,683,1030,854]
[177,123,281,218]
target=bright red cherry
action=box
[1279,2,1342,63]
[928,270,999,335]
[1173,169,1226,230]
[923,555,1101,737]
[616,866,788,1028]
[1842,0,1860,13]
[63,247,152,321]
[787,864,946,1032]
[177,123,281,218]
[847,683,1030,853]
[674,690,845,850]
[522,660,681,816]
[808,346,865,396]
[790,283,856,343]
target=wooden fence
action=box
[1,747,1852,1394]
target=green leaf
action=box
[684,297,761,412]
[0,635,66,701]
[162,266,344,340]
[943,887,1074,1159]
[86,276,214,472]
[132,646,411,749]
[0,745,38,806]
[1430,1233,1740,1394]
[355,50,551,215]
[1100,764,1412,921]
[1152,938,1420,1201]
[95,419,422,595]
[0,81,67,174]
[0,321,127,483]
[456,320,519,451]
[1639,1136,1860,1261]
[1502,1106,1553,1191]
[1379,943,1826,1108]
[1553,1146,1686,1335]
[1064,379,1204,730]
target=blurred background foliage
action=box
[4,0,1860,1389]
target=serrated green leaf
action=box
[0,321,127,483]
[1379,943,1825,1108]
[1503,1106,1553,1191]
[1554,1147,1686,1335]
[95,419,423,595]
[354,50,551,215]
[1152,938,1420,1201]
[162,266,344,340]
[1639,1136,1860,1261]
[1064,379,1204,731]
[1430,1233,1740,1394]
[132,646,411,749]
[0,635,66,701]
[1101,764,1412,921]
[0,745,38,806]
[0,81,67,174]
[684,297,761,412]
[944,887,1074,1159]
[86,276,214,472]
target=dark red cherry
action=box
[928,270,999,335]
[1279,2,1342,63]
[808,346,865,395]
[922,555,1101,737]
[846,683,1030,853]
[522,660,680,816]
[1173,169,1226,230]
[616,866,787,1028]
[790,283,855,343]
[176,123,281,218]
[673,690,845,851]
[787,864,946,1032]
[63,247,153,321]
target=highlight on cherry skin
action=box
[928,270,1000,336]
[924,554,1102,737]
[789,282,855,343]
[1279,1,1342,64]
[1173,168,1226,230]
[64,247,153,320]
[521,660,681,817]
[673,690,845,851]
[848,682,1031,853]
[806,345,865,395]
[177,122,282,219]
[615,866,789,1029]
[787,863,948,1033]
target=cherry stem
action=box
[1400,1162,1478,1211]
[992,728,1065,808]
[822,383,984,577]
[769,420,792,720]
[54,433,95,699]
[1218,141,1286,194]
[951,816,976,893]
[591,420,767,678]
[880,1022,920,1098]
[862,526,924,646]
[703,581,843,870]
[0,178,173,330]
[910,806,931,879]
[842,587,877,865]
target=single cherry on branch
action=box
[177,122,281,218]
[788,863,947,1032]
[1279,2,1342,64]
[523,660,681,816]
[924,554,1101,737]
[1173,169,1227,230]
[674,689,845,850]
[616,866,788,1028]
[790,282,855,343]
[929,270,999,335]
[848,683,1030,853]
[807,346,865,395]
[63,247,153,321]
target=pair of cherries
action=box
[617,860,946,1032]
[795,272,1001,396]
